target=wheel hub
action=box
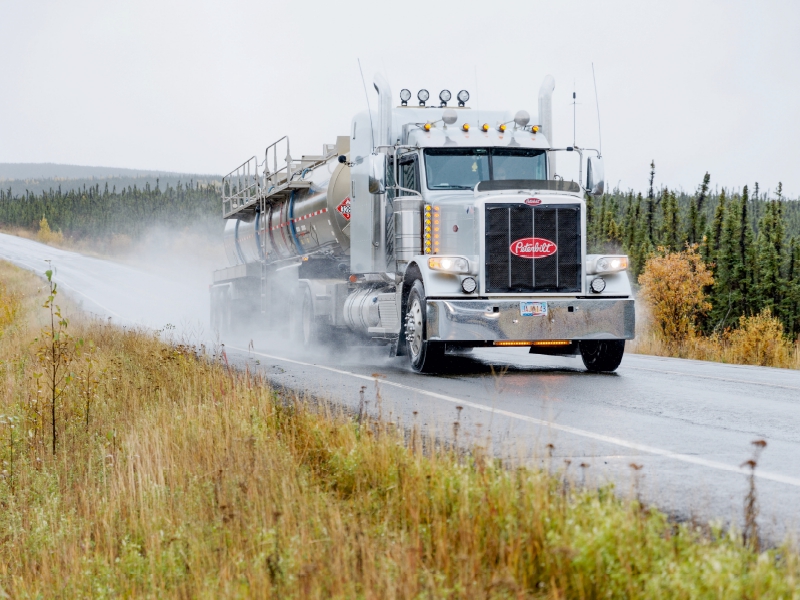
[405,298,423,358]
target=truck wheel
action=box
[301,287,330,347]
[404,280,444,373]
[579,339,625,372]
[211,287,232,338]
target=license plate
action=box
[520,301,548,317]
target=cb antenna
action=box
[357,58,375,150]
[571,80,577,147]
[592,62,602,156]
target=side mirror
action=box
[587,156,605,196]
[368,153,387,194]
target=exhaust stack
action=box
[373,73,393,148]
[538,75,555,177]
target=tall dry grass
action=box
[1,261,799,598]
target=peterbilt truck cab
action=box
[212,74,635,373]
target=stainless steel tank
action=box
[226,158,351,266]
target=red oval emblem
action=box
[510,237,557,259]
[524,198,542,205]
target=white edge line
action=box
[228,347,800,488]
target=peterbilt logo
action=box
[524,198,542,205]
[510,237,557,258]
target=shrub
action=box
[638,245,714,347]
[725,308,793,367]
[36,216,64,246]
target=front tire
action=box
[579,339,625,372]
[404,280,444,373]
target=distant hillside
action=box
[0,163,220,195]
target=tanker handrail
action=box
[221,155,262,217]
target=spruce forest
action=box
[0,180,219,240]
[1,166,799,339]
[588,164,800,339]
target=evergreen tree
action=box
[754,199,785,314]
[736,185,757,316]
[660,188,680,250]
[646,160,656,243]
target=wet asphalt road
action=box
[2,231,799,543]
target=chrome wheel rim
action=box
[407,297,424,359]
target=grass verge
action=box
[1,260,799,598]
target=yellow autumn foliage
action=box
[637,245,714,346]
[36,216,64,246]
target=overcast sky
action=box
[1,1,798,197]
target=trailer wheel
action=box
[579,339,625,372]
[405,280,444,373]
[211,286,232,338]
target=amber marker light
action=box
[424,205,433,254]
[532,125,539,133]
[423,122,432,132]
[498,124,507,132]
[462,123,470,131]
[495,340,534,347]
[531,340,571,346]
[482,123,490,132]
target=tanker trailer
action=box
[211,74,635,373]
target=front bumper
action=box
[425,298,635,342]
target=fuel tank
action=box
[225,158,351,266]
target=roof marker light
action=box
[423,122,432,132]
[462,123,470,131]
[498,123,507,132]
[482,123,490,132]
[532,125,539,133]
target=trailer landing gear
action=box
[579,339,625,373]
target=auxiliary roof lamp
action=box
[439,89,451,107]
[457,90,470,106]
[417,89,430,106]
[399,89,412,106]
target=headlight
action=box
[428,256,470,274]
[587,255,628,275]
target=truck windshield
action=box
[424,148,546,190]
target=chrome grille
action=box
[485,203,581,293]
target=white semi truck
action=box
[211,75,635,373]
